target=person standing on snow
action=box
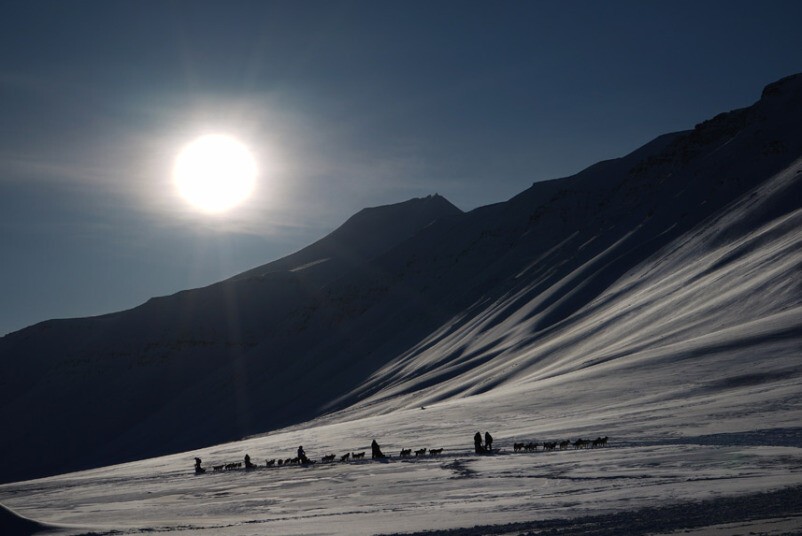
[474,432,484,454]
[297,445,310,464]
[371,439,386,459]
[485,432,493,452]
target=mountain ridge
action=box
[1,73,800,484]
[230,193,462,284]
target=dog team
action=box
[194,437,445,473]
[513,436,609,452]
[194,432,608,474]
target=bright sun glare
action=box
[173,134,258,214]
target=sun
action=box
[173,134,258,213]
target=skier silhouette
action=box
[485,432,493,452]
[194,457,205,474]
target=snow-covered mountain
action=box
[0,193,463,484]
[1,73,801,493]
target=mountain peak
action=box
[329,194,462,258]
[760,72,802,100]
[232,194,462,283]
[345,194,460,226]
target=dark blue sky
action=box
[1,0,801,336]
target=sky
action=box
[1,0,801,337]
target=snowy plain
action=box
[2,390,802,535]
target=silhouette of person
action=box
[485,432,493,451]
[194,457,205,474]
[244,454,255,469]
[371,439,386,459]
[297,445,309,464]
[474,432,484,454]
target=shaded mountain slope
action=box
[0,195,462,483]
[314,74,802,415]
[331,157,802,417]
[232,193,462,287]
[1,74,801,485]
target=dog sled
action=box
[192,435,608,477]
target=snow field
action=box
[3,396,802,535]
